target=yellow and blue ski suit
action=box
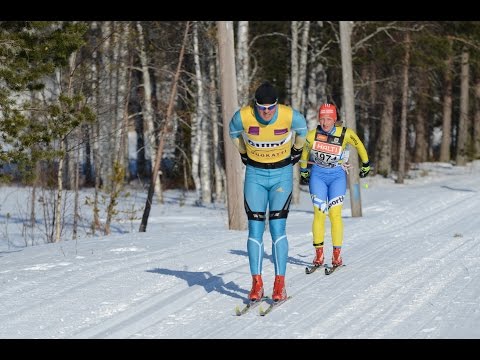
[229,104,307,276]
[299,125,369,250]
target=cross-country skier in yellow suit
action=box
[299,103,370,267]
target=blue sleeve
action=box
[229,110,244,139]
[291,109,308,137]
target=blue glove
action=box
[300,168,310,185]
[240,153,248,165]
[291,147,302,165]
[359,161,370,178]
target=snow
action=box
[1,161,479,339]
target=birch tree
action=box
[413,72,429,163]
[439,39,454,162]
[396,31,411,184]
[236,21,250,106]
[136,21,161,199]
[217,21,247,231]
[376,88,394,176]
[139,21,190,232]
[209,41,226,202]
[191,21,205,205]
[456,47,470,166]
[105,22,130,235]
[474,75,480,159]
[340,21,362,217]
[290,21,310,204]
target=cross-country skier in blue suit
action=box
[229,81,307,302]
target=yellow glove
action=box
[359,161,370,178]
[300,168,310,185]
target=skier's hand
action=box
[240,152,248,165]
[291,147,302,165]
[300,168,310,185]
[359,161,370,178]
[341,162,351,174]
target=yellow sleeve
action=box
[299,129,316,171]
[345,128,369,164]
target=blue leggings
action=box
[244,164,293,276]
[309,165,346,247]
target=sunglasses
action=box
[256,101,277,111]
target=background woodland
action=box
[1,21,479,243]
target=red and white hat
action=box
[318,103,337,120]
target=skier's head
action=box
[318,103,337,121]
[254,81,278,122]
[254,81,278,105]
[318,103,337,133]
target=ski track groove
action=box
[143,176,479,338]
[3,169,479,338]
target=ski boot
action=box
[332,247,343,266]
[313,247,324,266]
[248,275,264,301]
[272,275,287,302]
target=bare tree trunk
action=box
[197,22,213,204]
[54,139,65,243]
[217,21,247,231]
[210,44,225,202]
[105,23,131,236]
[290,21,299,106]
[112,22,129,168]
[413,73,428,163]
[290,21,310,204]
[396,32,410,184]
[295,21,310,112]
[139,21,190,233]
[376,89,394,176]
[340,21,362,217]
[54,50,77,243]
[456,48,470,166]
[136,21,160,196]
[474,76,480,159]
[306,62,326,130]
[367,63,378,160]
[91,21,102,234]
[101,21,114,190]
[236,21,250,106]
[73,134,80,240]
[66,136,75,190]
[191,22,206,205]
[439,41,453,163]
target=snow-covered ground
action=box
[1,161,479,339]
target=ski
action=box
[324,264,346,275]
[235,297,268,316]
[259,296,292,316]
[305,264,325,274]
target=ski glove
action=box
[291,147,302,165]
[240,152,248,165]
[359,161,371,178]
[300,168,310,185]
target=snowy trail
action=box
[1,161,479,338]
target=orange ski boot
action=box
[248,275,264,301]
[313,247,324,266]
[272,275,287,302]
[332,247,343,266]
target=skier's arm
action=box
[345,128,369,164]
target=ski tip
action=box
[324,264,345,275]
